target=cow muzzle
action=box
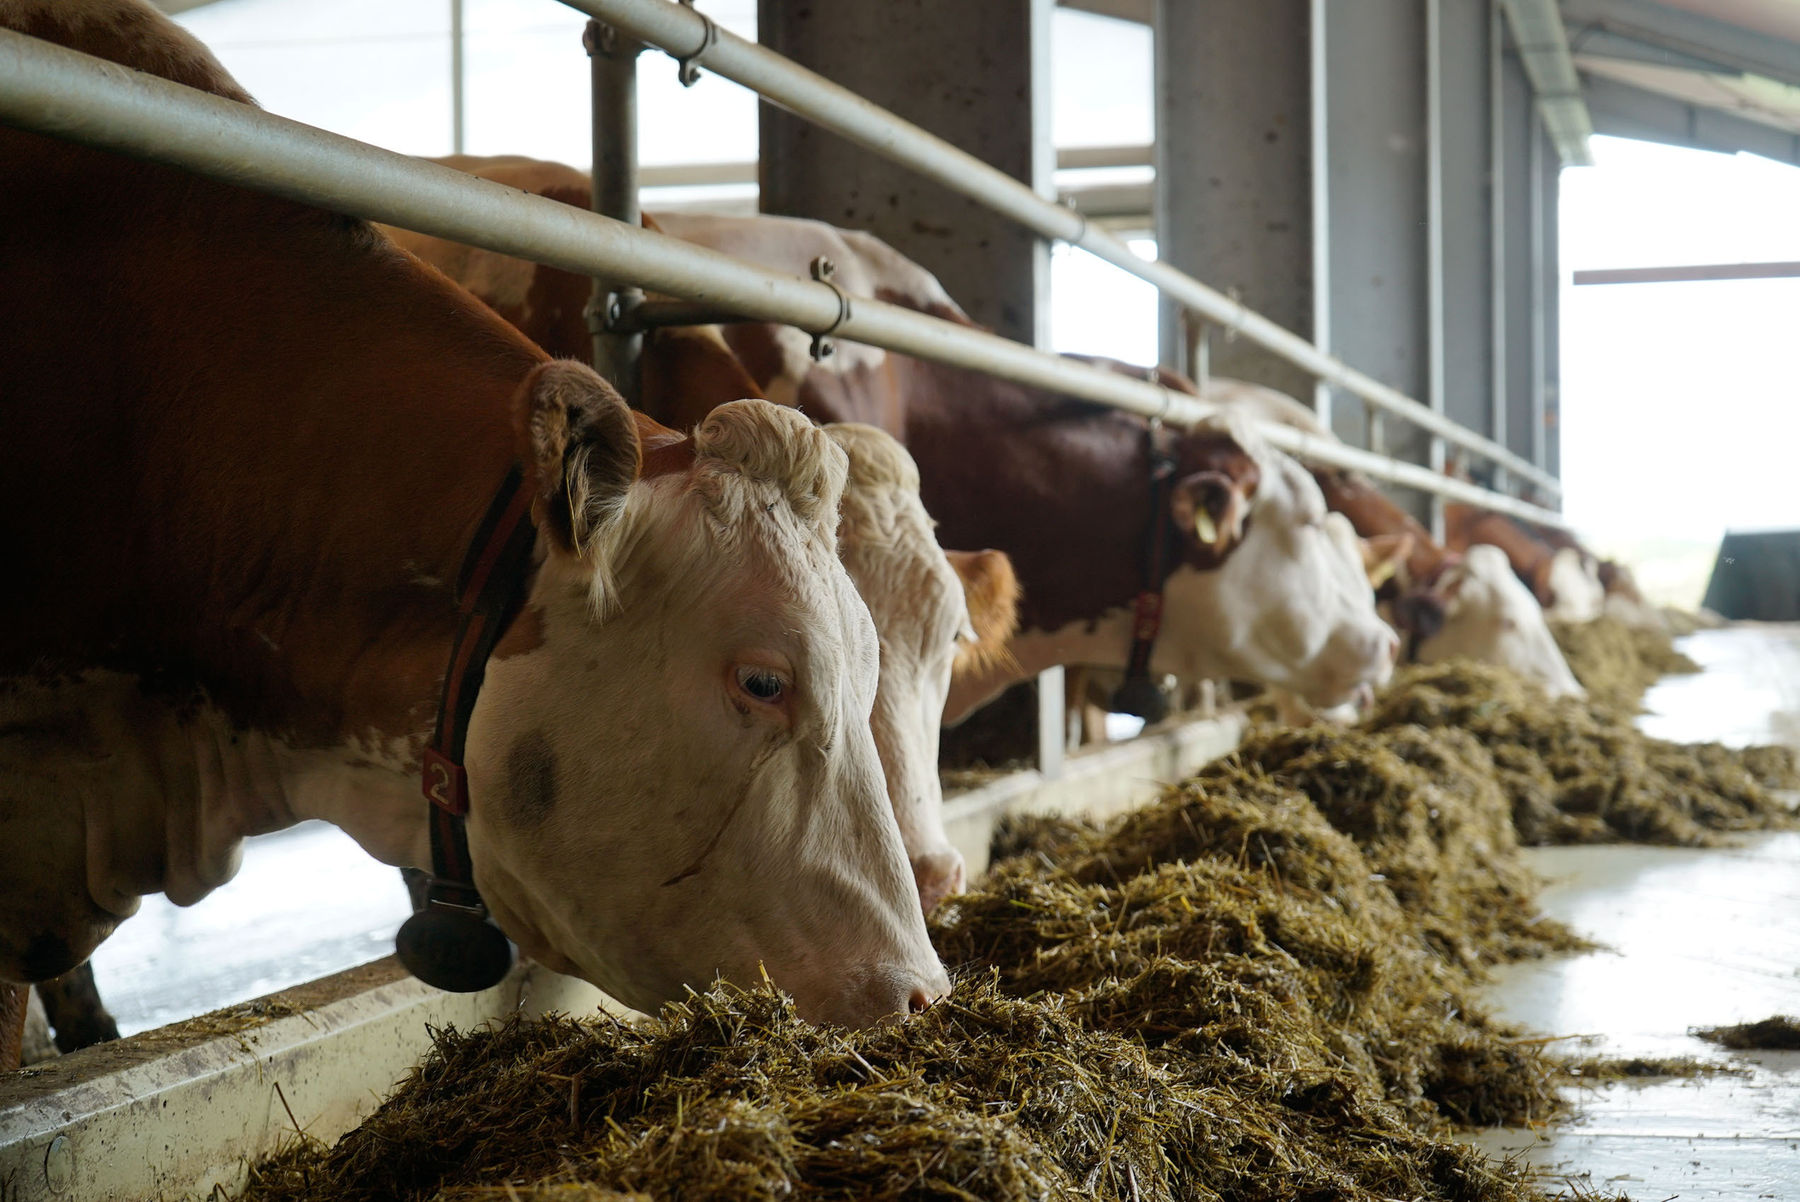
[796,960,953,1029]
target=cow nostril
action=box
[908,986,936,1014]
[912,849,967,916]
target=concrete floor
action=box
[1470,624,1800,1200]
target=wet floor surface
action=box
[1470,624,1800,1200]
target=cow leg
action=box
[37,961,120,1054]
[1063,667,1115,746]
[1,982,26,1072]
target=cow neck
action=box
[899,358,1167,635]
[167,226,542,754]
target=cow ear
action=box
[1436,560,1470,609]
[514,361,641,558]
[1529,559,1559,610]
[1171,470,1250,556]
[944,548,1020,673]
[1362,533,1414,590]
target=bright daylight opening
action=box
[1560,135,1800,608]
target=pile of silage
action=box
[1549,614,1699,713]
[1225,725,1589,967]
[1693,1015,1800,1050]
[254,650,1800,1202]
[1366,661,1800,846]
[245,751,1574,1202]
[244,972,1536,1202]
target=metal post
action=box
[1528,107,1547,472]
[1488,0,1509,496]
[449,0,465,154]
[1308,0,1332,429]
[1181,309,1211,390]
[1036,666,1066,781]
[1425,0,1447,539]
[585,19,643,401]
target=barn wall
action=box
[1153,0,1564,507]
[756,0,1055,348]
[1153,0,1317,402]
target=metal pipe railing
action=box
[557,0,1563,501]
[0,28,1567,528]
[584,19,644,400]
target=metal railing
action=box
[559,0,1565,502]
[0,26,1570,527]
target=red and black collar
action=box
[395,466,537,993]
[1110,423,1178,723]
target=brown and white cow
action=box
[1520,520,1662,629]
[826,426,1016,911]
[0,0,947,1052]
[1444,504,1605,623]
[1195,377,1585,698]
[394,159,1400,720]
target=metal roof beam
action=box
[1562,0,1800,90]
[1056,0,1152,25]
[1499,0,1597,164]
[1582,71,1800,165]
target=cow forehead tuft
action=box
[692,400,848,533]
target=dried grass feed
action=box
[243,651,1795,1202]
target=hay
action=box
[1555,1056,1740,1081]
[246,750,1571,1202]
[955,762,1574,1132]
[1692,1016,1800,1050]
[244,654,1797,1202]
[1550,615,1699,714]
[243,974,1533,1202]
[1365,661,1800,846]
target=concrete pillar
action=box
[1154,0,1315,401]
[755,0,1054,348]
[1317,0,1430,509]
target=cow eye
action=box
[736,667,787,703]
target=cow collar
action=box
[1392,553,1463,665]
[395,466,536,993]
[1110,423,1177,723]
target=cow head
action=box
[1412,544,1584,697]
[826,425,1017,915]
[1157,417,1399,708]
[1537,546,1605,623]
[465,365,947,1027]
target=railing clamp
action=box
[597,288,645,336]
[808,256,851,361]
[675,0,717,87]
[584,19,641,60]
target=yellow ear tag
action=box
[1194,510,1218,545]
[1369,560,1399,589]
